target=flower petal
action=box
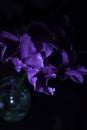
[35,66,56,95]
[36,73,56,95]
[39,66,56,75]
[41,42,56,58]
[65,69,83,83]
[8,57,27,72]
[27,66,56,95]
[0,32,19,61]
[0,31,18,41]
[12,58,23,72]
[37,86,55,95]
[76,66,87,75]
[19,33,36,59]
[61,49,69,64]
[25,52,44,68]
[26,67,39,89]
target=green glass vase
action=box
[0,76,31,122]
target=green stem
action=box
[13,73,27,99]
[18,73,27,88]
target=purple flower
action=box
[18,33,56,95]
[0,30,56,95]
[0,21,87,95]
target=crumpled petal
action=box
[36,72,56,95]
[19,33,36,59]
[37,86,55,95]
[65,69,83,83]
[8,57,27,72]
[27,66,56,95]
[25,52,44,68]
[11,58,23,72]
[41,42,56,58]
[26,67,39,89]
[36,66,56,95]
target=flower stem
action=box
[18,73,27,88]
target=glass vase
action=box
[0,76,31,122]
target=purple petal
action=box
[25,52,44,68]
[0,31,18,41]
[61,50,69,64]
[19,34,36,59]
[41,42,57,58]
[39,66,56,75]
[26,67,39,88]
[11,58,23,72]
[37,86,55,95]
[36,72,56,95]
[0,32,19,61]
[27,66,56,95]
[76,66,87,75]
[8,58,27,72]
[45,73,56,86]
[65,69,83,83]
[35,66,56,95]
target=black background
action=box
[0,0,87,130]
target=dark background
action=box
[0,0,87,130]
